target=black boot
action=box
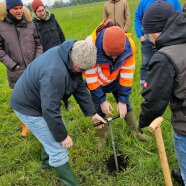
[172,169,184,186]
[41,148,51,169]
[54,162,80,186]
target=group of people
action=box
[0,0,186,185]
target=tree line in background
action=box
[26,0,104,10]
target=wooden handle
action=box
[148,117,163,132]
[148,117,173,186]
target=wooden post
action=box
[148,117,173,186]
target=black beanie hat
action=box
[142,0,175,34]
[6,0,23,10]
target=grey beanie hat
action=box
[71,40,97,70]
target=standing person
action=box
[139,1,186,185]
[85,25,150,142]
[135,0,182,85]
[10,39,106,185]
[31,0,71,110]
[103,0,130,32]
[0,0,43,136]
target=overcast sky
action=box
[0,0,59,6]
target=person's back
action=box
[103,0,130,32]
[10,41,79,116]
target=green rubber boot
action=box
[41,148,51,169]
[125,111,151,141]
[54,162,80,186]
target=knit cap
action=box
[71,40,97,70]
[142,0,175,34]
[6,0,23,10]
[102,26,126,57]
[32,0,44,13]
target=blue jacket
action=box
[10,39,96,142]
[135,0,182,38]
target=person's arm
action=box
[139,53,176,128]
[33,25,43,58]
[134,2,144,39]
[0,35,17,69]
[123,1,130,32]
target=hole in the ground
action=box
[106,152,129,175]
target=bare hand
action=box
[91,113,106,129]
[140,36,146,42]
[61,135,73,148]
[117,102,127,118]
[100,101,113,115]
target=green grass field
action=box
[0,1,185,185]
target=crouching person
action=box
[10,39,105,185]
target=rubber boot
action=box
[21,122,28,137]
[124,111,151,141]
[54,162,80,186]
[41,148,51,169]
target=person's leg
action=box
[112,91,150,141]
[140,41,156,84]
[14,110,79,186]
[173,132,186,185]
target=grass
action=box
[0,1,185,185]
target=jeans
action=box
[174,132,186,185]
[140,41,156,84]
[14,110,69,167]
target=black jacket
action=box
[139,12,186,133]
[33,13,65,52]
[10,39,96,142]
